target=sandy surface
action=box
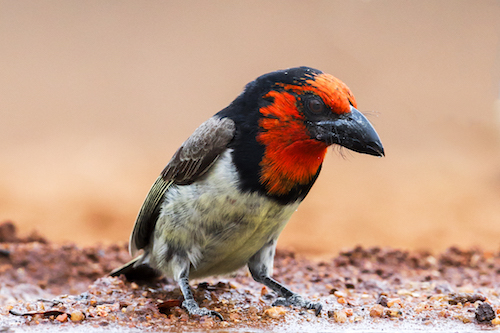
[2,222,500,332]
[1,1,500,255]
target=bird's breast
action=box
[151,149,299,278]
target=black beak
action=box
[311,106,384,157]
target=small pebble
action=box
[70,310,85,322]
[333,310,347,323]
[263,306,286,318]
[475,302,495,323]
[56,313,68,322]
[386,309,402,318]
[369,304,384,317]
[353,315,364,322]
[377,295,388,307]
[387,298,402,308]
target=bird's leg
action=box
[251,272,322,316]
[178,269,223,320]
[248,240,322,316]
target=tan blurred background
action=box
[1,1,500,255]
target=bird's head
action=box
[254,66,384,158]
[224,66,384,199]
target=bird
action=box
[110,66,384,320]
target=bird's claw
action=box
[182,300,224,320]
[272,294,322,316]
[306,301,322,316]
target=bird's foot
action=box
[182,299,223,320]
[272,294,322,316]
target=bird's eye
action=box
[307,98,324,114]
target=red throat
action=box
[257,90,328,196]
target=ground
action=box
[1,221,500,332]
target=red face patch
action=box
[257,90,327,195]
[256,73,355,196]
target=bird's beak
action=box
[311,106,385,157]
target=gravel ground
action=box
[1,221,500,332]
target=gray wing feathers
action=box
[129,116,236,256]
[161,116,236,183]
[129,176,172,255]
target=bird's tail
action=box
[109,255,162,282]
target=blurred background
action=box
[1,1,500,255]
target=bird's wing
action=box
[129,116,236,256]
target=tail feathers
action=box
[110,255,162,282]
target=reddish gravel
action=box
[2,221,500,332]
